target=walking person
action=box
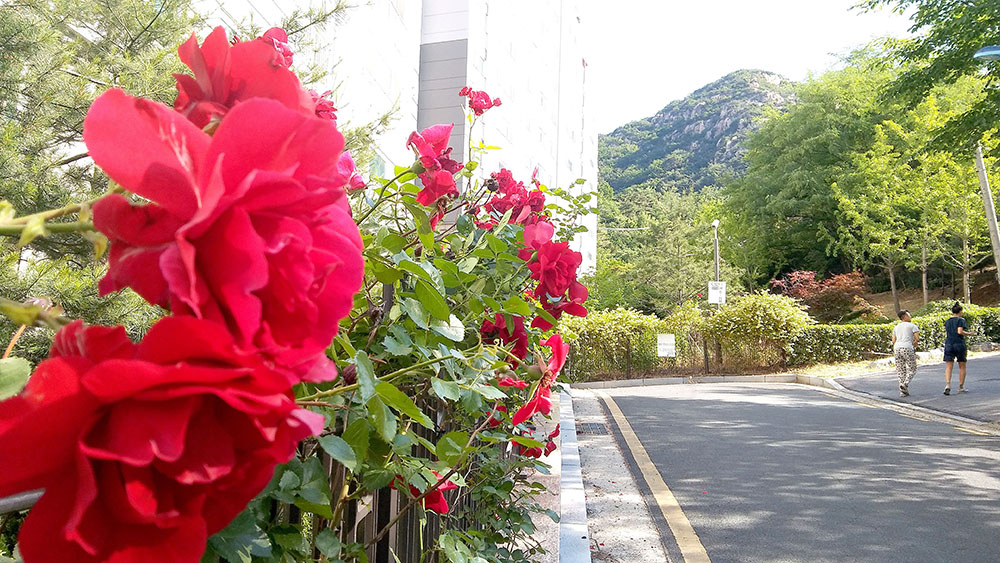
[892,309,919,397]
[944,302,975,395]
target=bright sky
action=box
[587,1,914,134]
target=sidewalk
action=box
[835,354,1000,423]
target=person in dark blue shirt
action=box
[943,302,975,395]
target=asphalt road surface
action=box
[603,383,1000,563]
[837,354,1000,422]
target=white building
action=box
[195,0,596,271]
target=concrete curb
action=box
[558,387,591,562]
[573,374,796,389]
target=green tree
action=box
[722,62,897,278]
[859,0,1000,152]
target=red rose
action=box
[173,27,318,129]
[393,473,459,514]
[478,169,547,229]
[480,313,529,363]
[85,89,364,383]
[259,27,294,67]
[518,223,588,329]
[459,87,501,116]
[512,335,568,426]
[310,89,338,122]
[488,404,508,428]
[0,318,323,563]
[497,376,529,389]
[416,169,460,230]
[407,124,463,175]
[337,151,366,191]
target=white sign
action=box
[708,281,727,305]
[657,333,676,357]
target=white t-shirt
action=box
[893,321,919,350]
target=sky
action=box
[587,1,915,134]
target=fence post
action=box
[702,333,710,374]
[625,338,632,379]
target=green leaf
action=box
[317,435,358,472]
[372,261,403,284]
[314,529,343,558]
[511,435,545,448]
[402,298,430,329]
[0,357,31,400]
[18,216,49,247]
[472,384,507,400]
[354,351,377,403]
[368,397,397,443]
[431,377,461,401]
[383,333,413,356]
[206,510,272,563]
[415,279,450,321]
[382,233,408,254]
[376,381,433,428]
[362,468,395,490]
[436,431,469,466]
[342,418,371,463]
[431,315,465,341]
[0,301,40,326]
[503,295,531,316]
[271,525,309,555]
[458,256,479,273]
[398,260,433,283]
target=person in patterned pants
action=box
[892,309,920,396]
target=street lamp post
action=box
[712,219,720,283]
[971,46,1000,294]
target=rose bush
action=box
[0,317,321,562]
[0,25,594,563]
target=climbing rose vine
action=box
[0,25,593,563]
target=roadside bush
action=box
[787,306,1000,365]
[560,305,706,381]
[707,292,814,370]
[770,270,879,323]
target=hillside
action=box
[599,69,796,192]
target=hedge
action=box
[561,302,1000,380]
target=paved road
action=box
[603,383,1000,563]
[836,355,1000,422]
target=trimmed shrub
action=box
[707,292,814,370]
[560,305,706,381]
[787,306,1000,365]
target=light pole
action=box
[971,46,1000,294]
[712,219,720,282]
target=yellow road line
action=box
[954,426,990,436]
[597,390,711,563]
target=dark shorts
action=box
[944,343,967,363]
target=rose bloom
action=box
[337,151,366,191]
[517,223,588,330]
[393,473,459,514]
[459,86,502,116]
[85,89,363,383]
[173,26,321,129]
[480,313,529,362]
[512,335,568,426]
[478,169,547,229]
[0,317,323,563]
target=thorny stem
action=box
[0,297,70,331]
[356,169,415,225]
[0,222,96,237]
[2,325,26,359]
[3,188,122,226]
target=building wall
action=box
[193,0,596,270]
[194,0,421,174]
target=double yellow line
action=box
[596,390,711,563]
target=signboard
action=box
[708,281,727,305]
[656,333,676,357]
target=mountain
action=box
[599,69,796,192]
